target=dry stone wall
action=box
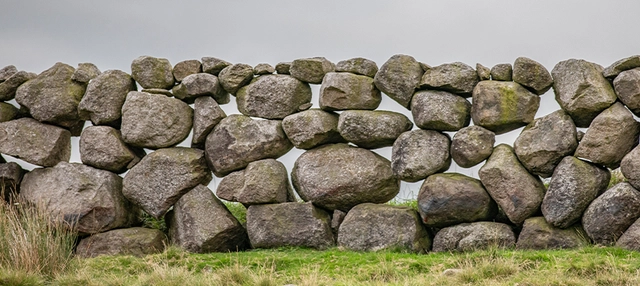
[3,54,640,256]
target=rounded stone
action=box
[391,129,451,182]
[130,56,175,89]
[432,222,515,252]
[289,57,335,84]
[513,57,553,95]
[582,182,640,245]
[373,54,423,108]
[236,74,312,119]
[411,90,471,131]
[420,62,479,95]
[319,72,381,111]
[218,64,254,95]
[471,81,540,134]
[337,110,413,149]
[78,69,137,126]
[281,109,344,150]
[450,126,495,168]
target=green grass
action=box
[223,201,247,225]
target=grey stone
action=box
[80,126,142,173]
[337,203,431,253]
[516,217,588,250]
[140,88,173,96]
[205,115,292,176]
[0,102,18,123]
[613,68,640,115]
[582,182,640,245]
[78,70,137,126]
[0,71,35,101]
[172,73,228,104]
[246,202,334,249]
[616,217,640,251]
[237,74,312,119]
[292,143,399,211]
[575,102,640,169]
[71,63,101,83]
[20,162,139,235]
[0,65,17,82]
[411,90,471,131]
[167,185,249,253]
[471,81,540,134]
[542,156,610,229]
[490,63,513,81]
[319,72,381,111]
[253,63,275,75]
[0,162,24,201]
[121,91,193,149]
[130,56,174,89]
[552,59,617,127]
[622,145,640,190]
[432,222,515,252]
[289,57,335,84]
[450,126,495,168]
[282,109,344,150]
[0,118,70,167]
[420,62,432,72]
[191,96,226,149]
[218,64,254,95]
[391,130,451,182]
[201,57,231,75]
[76,227,167,258]
[420,62,479,95]
[577,130,585,142]
[337,110,413,149]
[331,210,346,237]
[479,144,545,224]
[373,54,423,108]
[216,159,295,205]
[335,57,378,78]
[513,57,554,95]
[603,55,640,79]
[514,110,578,177]
[172,59,202,82]
[123,147,211,219]
[275,62,291,74]
[476,63,491,81]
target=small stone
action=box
[78,70,137,126]
[603,55,640,79]
[201,57,231,75]
[420,62,432,72]
[516,217,588,250]
[0,102,18,122]
[80,126,141,173]
[281,109,344,149]
[335,57,378,78]
[319,72,381,111]
[172,73,228,104]
[131,56,175,89]
[582,182,640,245]
[476,63,491,81]
[471,81,540,134]
[216,159,295,205]
[172,60,202,82]
[450,126,495,168]
[490,63,513,81]
[0,65,17,82]
[420,62,479,95]
[411,90,471,131]
[0,71,35,101]
[237,74,312,119]
[331,210,346,237]
[191,96,226,149]
[442,269,463,276]
[613,68,640,115]
[374,54,423,108]
[0,162,24,201]
[289,57,335,84]
[432,222,515,252]
[76,227,167,258]
[253,63,275,75]
[513,57,553,95]
[337,110,413,149]
[275,62,291,74]
[218,64,254,95]
[0,118,70,167]
[71,63,101,83]
[391,130,451,182]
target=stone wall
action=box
[2,54,640,256]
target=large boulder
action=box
[122,147,211,219]
[335,57,378,78]
[479,144,545,224]
[167,185,249,253]
[337,203,431,253]
[450,126,495,168]
[201,57,231,76]
[411,90,471,131]
[337,110,413,149]
[613,68,640,115]
[391,130,451,182]
[373,54,423,108]
[552,59,617,127]
[574,102,640,169]
[419,62,479,95]
[216,159,295,205]
[121,91,193,149]
[246,202,334,249]
[582,182,640,245]
[205,115,292,176]
[0,71,35,101]
[292,143,399,212]
[130,56,174,89]
[319,72,381,111]
[513,57,554,95]
[172,73,228,104]
[616,217,640,251]
[514,110,578,178]
[80,126,143,173]
[471,81,540,134]
[15,62,86,128]
[603,55,640,79]
[0,118,70,167]
[78,70,137,126]
[172,59,202,82]
[218,64,254,95]
[191,96,226,149]
[289,57,335,84]
[281,109,344,150]
[76,227,167,258]
[0,162,24,201]
[516,217,588,250]
[20,162,138,235]
[236,74,312,119]
[432,222,515,252]
[542,156,610,229]
[622,145,640,190]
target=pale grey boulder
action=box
[121,91,193,149]
[432,222,515,252]
[292,143,399,212]
[275,62,291,74]
[411,90,471,131]
[471,81,540,134]
[574,102,640,169]
[450,126,495,168]
[172,73,228,104]
[80,126,142,173]
[172,59,202,82]
[130,56,174,89]
[490,63,512,81]
[0,162,24,201]
[603,55,640,79]
[218,64,254,95]
[216,159,295,205]
[0,65,17,82]
[289,57,335,84]
[373,54,423,108]
[76,227,167,258]
[337,203,431,253]
[516,217,588,250]
[236,74,312,119]
[78,69,137,126]
[552,59,617,127]
[582,182,640,245]
[123,147,211,219]
[201,57,231,75]
[337,110,412,149]
[613,68,640,115]
[513,57,553,95]
[391,130,451,182]
[20,162,139,235]
[0,71,35,101]
[335,57,378,78]
[191,96,226,149]
[253,63,275,75]
[476,63,491,81]
[319,72,381,111]
[616,217,640,251]
[281,109,344,150]
[0,118,70,167]
[247,202,334,249]
[479,144,545,225]
[71,63,101,83]
[167,185,249,253]
[420,62,479,95]
[0,102,18,122]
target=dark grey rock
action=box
[289,57,335,84]
[0,162,24,201]
[391,130,451,182]
[191,96,226,149]
[450,126,495,168]
[275,62,291,75]
[476,63,491,81]
[76,227,167,258]
[337,110,413,149]
[411,90,471,131]
[373,54,423,108]
[281,109,344,150]
[513,57,553,95]
[0,102,18,123]
[0,65,17,82]
[216,159,295,205]
[71,63,101,83]
[603,55,640,79]
[237,74,312,119]
[0,71,35,101]
[516,217,588,250]
[471,81,540,134]
[490,63,513,81]
[616,217,640,251]
[335,57,378,78]
[173,60,202,82]
[582,182,640,245]
[613,67,640,115]
[78,70,137,126]
[432,222,515,252]
[201,57,231,75]
[319,72,381,111]
[218,64,254,95]
[80,126,142,173]
[172,73,228,104]
[253,63,275,75]
[420,62,479,95]
[131,56,174,89]
[0,118,70,167]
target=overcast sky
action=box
[2,1,639,198]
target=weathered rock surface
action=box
[167,185,249,253]
[217,159,295,205]
[476,63,491,81]
[603,55,640,79]
[281,109,344,150]
[513,57,553,95]
[613,68,640,115]
[80,126,142,173]
[131,56,174,89]
[411,90,471,131]
[172,73,228,104]
[373,54,423,108]
[205,115,292,176]
[0,118,70,167]
[173,59,202,82]
[552,59,617,127]
[420,62,479,95]
[123,147,211,219]
[218,64,254,95]
[574,102,640,169]
[319,72,381,111]
[247,202,334,249]
[289,57,335,84]
[292,143,399,211]
[275,62,291,74]
[20,162,138,235]
[121,91,193,149]
[616,217,640,251]
[0,103,18,123]
[338,203,431,253]
[582,182,640,245]
[237,74,312,119]
[191,96,226,149]
[471,81,540,134]
[432,222,516,252]
[71,63,100,83]
[516,217,587,250]
[450,126,495,168]
[337,110,412,149]
[391,130,451,182]
[331,210,346,237]
[335,57,378,78]
[201,57,231,75]
[253,63,275,75]
[0,162,24,201]
[0,71,34,101]
[0,65,17,82]
[78,70,137,126]
[76,227,167,258]
[490,63,512,81]
[479,144,545,224]
[140,88,172,96]
[514,110,578,177]
[622,145,640,190]
[542,156,610,229]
